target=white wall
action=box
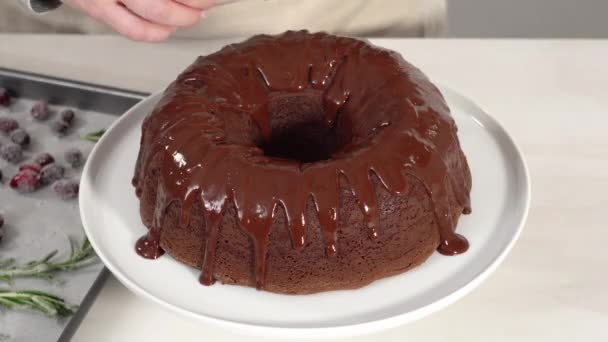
[448,0,608,38]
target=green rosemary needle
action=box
[80,129,105,142]
[0,289,76,317]
[0,238,97,282]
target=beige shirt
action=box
[3,0,446,38]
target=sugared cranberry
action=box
[0,88,10,107]
[34,153,55,167]
[19,163,41,173]
[0,117,19,134]
[9,128,30,147]
[0,143,22,163]
[52,179,79,200]
[31,101,50,121]
[60,109,75,125]
[40,163,65,185]
[0,213,4,243]
[10,169,40,193]
[51,120,70,137]
[64,148,84,168]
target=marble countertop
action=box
[1,34,606,342]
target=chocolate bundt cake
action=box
[132,31,472,294]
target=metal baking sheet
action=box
[0,68,148,342]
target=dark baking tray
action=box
[0,67,149,341]
[0,67,148,115]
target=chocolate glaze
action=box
[134,183,166,259]
[133,31,471,289]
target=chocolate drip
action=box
[135,184,166,259]
[133,31,471,289]
[135,229,164,259]
[199,206,224,286]
[346,169,380,240]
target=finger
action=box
[122,0,200,27]
[173,0,216,10]
[102,3,174,42]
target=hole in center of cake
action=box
[258,90,347,163]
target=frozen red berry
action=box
[40,163,65,185]
[0,213,4,243]
[0,88,10,107]
[52,179,79,200]
[64,148,84,168]
[19,163,41,173]
[9,128,30,147]
[10,169,40,193]
[31,101,50,121]
[60,109,75,125]
[51,120,70,136]
[0,117,19,134]
[34,153,55,167]
[0,143,22,163]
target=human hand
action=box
[62,0,215,42]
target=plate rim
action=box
[80,86,531,337]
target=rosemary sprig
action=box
[0,238,97,282]
[0,289,76,317]
[80,129,105,142]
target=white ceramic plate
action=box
[80,87,530,338]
